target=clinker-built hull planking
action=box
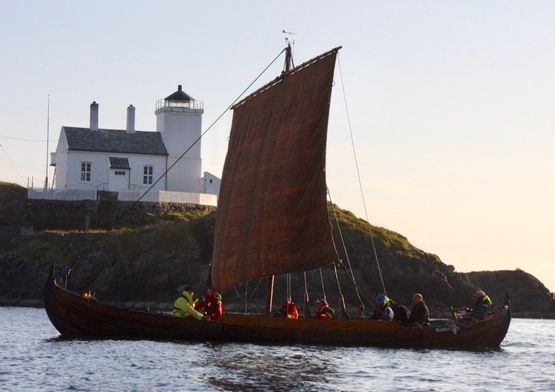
[45,272,511,349]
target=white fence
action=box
[27,189,97,201]
[117,190,217,206]
[27,188,217,206]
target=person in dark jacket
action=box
[471,290,492,320]
[389,299,410,323]
[408,293,430,327]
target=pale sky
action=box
[0,1,553,291]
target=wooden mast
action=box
[265,41,294,315]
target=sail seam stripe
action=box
[337,54,387,296]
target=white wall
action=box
[156,108,203,193]
[202,171,221,195]
[53,131,69,189]
[63,151,167,192]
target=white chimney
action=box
[126,104,135,133]
[90,101,99,131]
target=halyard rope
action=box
[337,54,387,296]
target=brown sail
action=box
[211,48,341,292]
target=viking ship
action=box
[44,45,511,348]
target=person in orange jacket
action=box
[314,299,335,320]
[280,300,299,319]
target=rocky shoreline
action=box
[1,182,554,318]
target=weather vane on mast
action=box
[282,29,295,73]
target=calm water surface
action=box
[1,307,554,391]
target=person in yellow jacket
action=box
[173,287,204,320]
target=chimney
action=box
[90,101,99,131]
[126,104,135,133]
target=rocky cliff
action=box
[1,182,553,318]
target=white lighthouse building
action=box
[44,85,220,205]
[156,85,203,193]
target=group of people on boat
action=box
[278,298,336,320]
[371,290,493,324]
[173,286,223,321]
[173,284,493,324]
[371,292,430,326]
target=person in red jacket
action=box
[280,300,299,319]
[196,287,224,320]
[209,293,223,321]
[314,299,335,320]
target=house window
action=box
[143,165,153,185]
[80,162,91,182]
[114,171,126,176]
[209,179,213,184]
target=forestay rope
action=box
[337,54,387,296]
[121,47,287,216]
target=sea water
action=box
[0,307,554,391]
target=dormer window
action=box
[80,162,91,182]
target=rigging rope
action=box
[121,47,287,215]
[337,55,387,296]
[303,271,310,319]
[327,189,366,315]
[286,273,292,302]
[0,144,26,185]
[332,262,349,319]
[244,280,249,313]
[318,268,327,302]
[233,277,265,307]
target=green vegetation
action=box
[0,182,553,317]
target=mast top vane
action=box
[282,29,295,73]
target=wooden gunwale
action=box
[44,270,511,349]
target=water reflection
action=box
[203,344,337,391]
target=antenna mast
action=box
[44,95,50,191]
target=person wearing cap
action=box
[408,293,430,327]
[372,293,394,321]
[471,290,493,320]
[173,287,204,320]
[314,299,335,320]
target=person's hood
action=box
[182,291,194,303]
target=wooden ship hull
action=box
[44,271,511,349]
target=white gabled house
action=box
[45,85,220,205]
[53,124,169,193]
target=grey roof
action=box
[165,84,193,101]
[63,127,168,156]
[108,157,130,169]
